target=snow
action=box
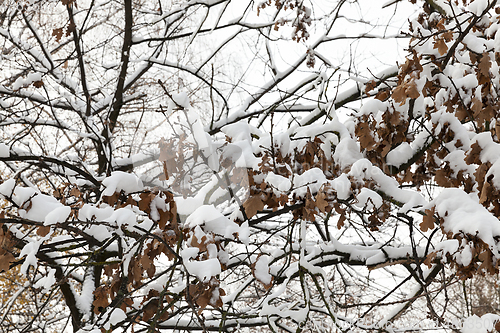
[149,196,169,221]
[347,159,426,213]
[27,72,42,83]
[11,72,43,90]
[44,206,71,225]
[291,120,345,145]
[114,152,157,169]
[474,132,500,163]
[105,207,136,227]
[486,159,500,189]
[0,143,9,157]
[359,99,387,116]
[462,33,486,53]
[265,172,291,193]
[435,239,460,257]
[432,108,471,151]
[432,188,500,251]
[33,268,56,293]
[16,191,66,223]
[493,26,500,53]
[293,168,328,197]
[354,188,383,210]
[330,174,351,200]
[86,225,113,242]
[455,241,473,266]
[11,186,36,206]
[76,267,96,320]
[386,142,414,168]
[253,255,272,285]
[221,120,254,142]
[445,151,475,179]
[259,278,309,322]
[468,0,490,16]
[333,138,363,170]
[172,92,190,108]
[184,258,222,282]
[4,1,500,330]
[321,237,426,268]
[181,246,221,283]
[175,180,214,216]
[191,121,219,172]
[19,240,42,274]
[101,171,143,197]
[455,73,478,90]
[230,141,261,169]
[77,329,101,333]
[103,308,127,330]
[0,178,15,197]
[184,205,248,243]
[79,204,115,221]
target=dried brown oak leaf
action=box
[423,251,438,268]
[315,191,329,213]
[103,192,120,206]
[0,225,15,255]
[92,286,110,314]
[243,195,265,219]
[471,96,483,116]
[0,252,15,272]
[478,250,496,275]
[37,225,51,237]
[495,320,500,332]
[70,187,81,198]
[158,208,172,230]
[375,89,390,101]
[478,52,492,77]
[365,80,377,95]
[465,141,482,165]
[420,207,435,232]
[139,192,154,213]
[476,104,495,127]
[142,299,159,322]
[32,80,44,88]
[337,214,346,229]
[391,85,407,105]
[140,253,156,278]
[480,180,494,205]
[190,233,208,252]
[66,22,76,36]
[433,38,448,56]
[442,31,453,42]
[406,81,420,99]
[52,28,64,42]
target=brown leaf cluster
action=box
[420,207,435,232]
[391,80,420,105]
[188,277,225,314]
[140,289,172,322]
[0,224,15,273]
[429,233,500,280]
[86,188,179,317]
[355,6,500,286]
[257,1,312,43]
[355,111,409,175]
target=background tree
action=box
[2,0,500,332]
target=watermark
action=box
[134,106,250,221]
[354,315,500,332]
